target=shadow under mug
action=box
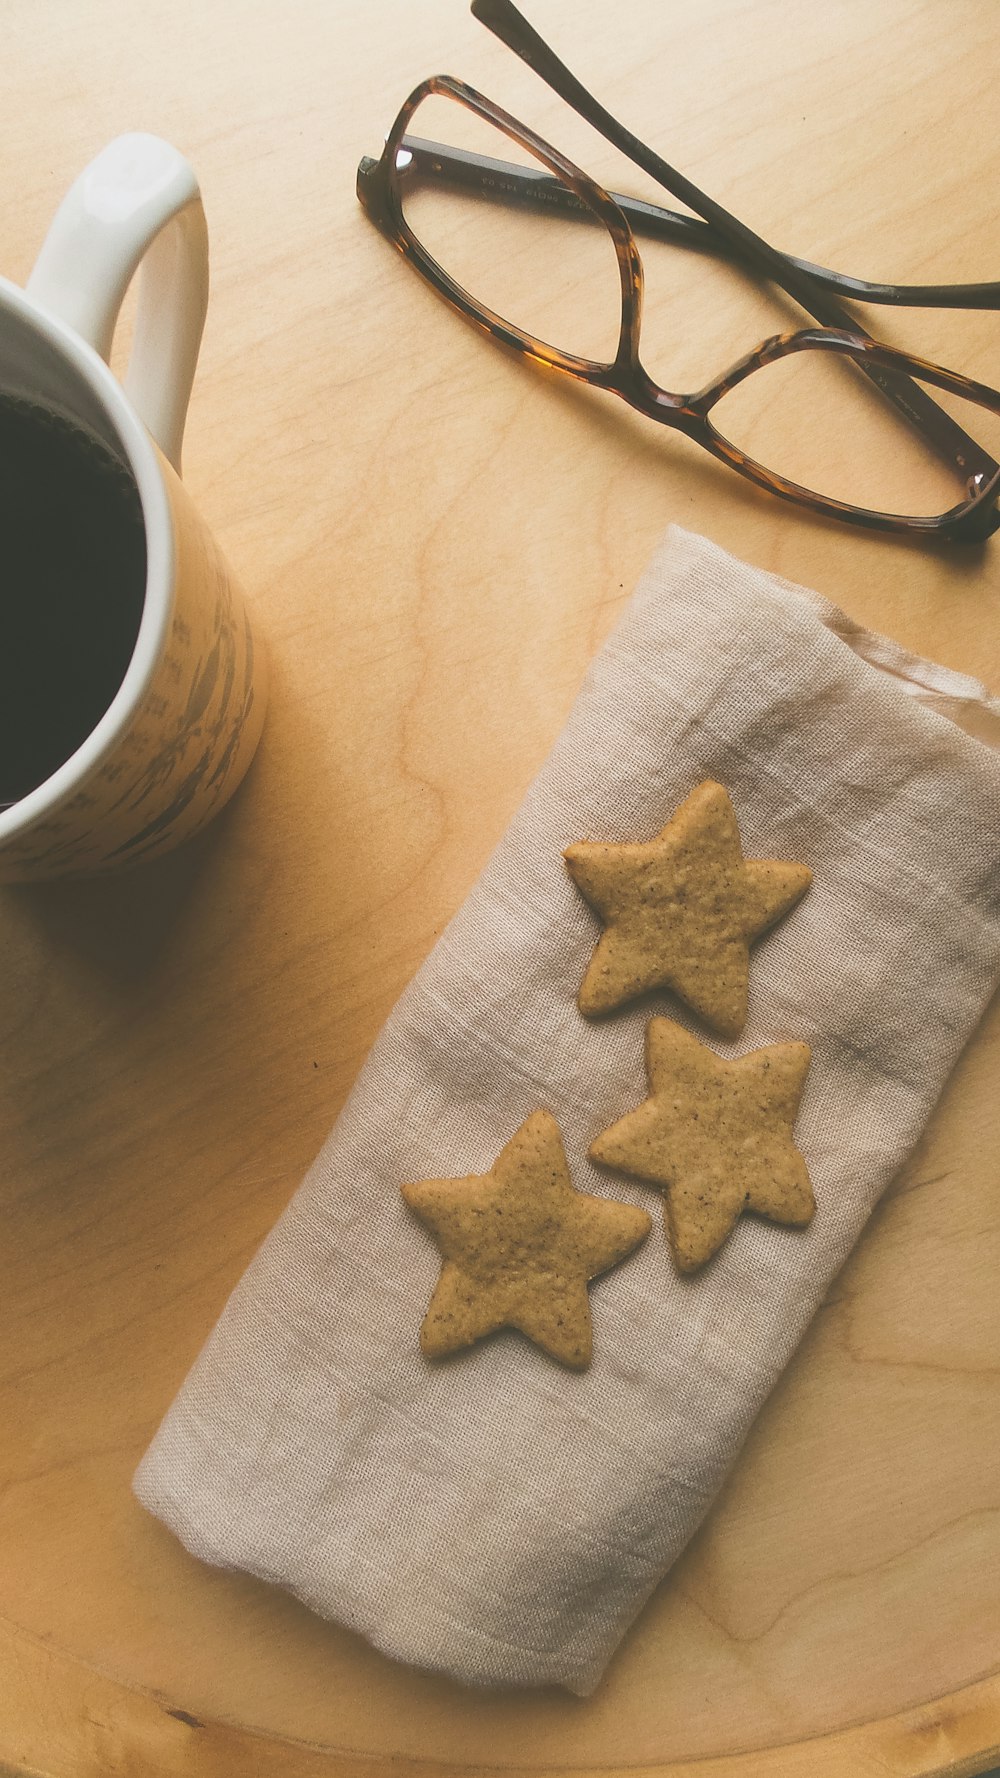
[0,133,267,883]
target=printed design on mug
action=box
[104,590,257,864]
[2,462,264,877]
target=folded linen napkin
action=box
[134,527,1000,1694]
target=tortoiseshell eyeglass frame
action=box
[357,0,1000,543]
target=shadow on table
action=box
[1,801,236,983]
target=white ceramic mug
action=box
[0,133,266,882]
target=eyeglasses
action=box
[357,0,1000,543]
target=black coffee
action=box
[0,390,146,807]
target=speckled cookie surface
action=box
[564,779,812,1036]
[401,1110,652,1369]
[589,1018,814,1273]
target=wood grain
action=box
[2,2,1000,1774]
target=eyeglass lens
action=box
[396,92,1000,521]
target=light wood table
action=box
[3,3,1000,1774]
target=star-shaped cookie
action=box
[589,1019,814,1272]
[401,1110,651,1369]
[564,779,811,1036]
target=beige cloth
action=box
[134,528,1000,1694]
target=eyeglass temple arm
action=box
[398,137,1000,314]
[470,0,996,486]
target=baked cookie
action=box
[565,779,811,1036]
[402,1110,651,1369]
[589,1018,814,1272]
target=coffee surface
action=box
[0,391,146,807]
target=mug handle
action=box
[25,133,209,473]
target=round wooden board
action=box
[3,2,1000,1774]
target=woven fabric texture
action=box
[134,528,1000,1693]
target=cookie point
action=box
[562,1336,592,1371]
[522,1106,560,1142]
[692,777,733,811]
[787,862,813,901]
[577,981,608,1019]
[632,1206,654,1241]
[418,1322,447,1359]
[674,1249,707,1274]
[783,1039,813,1084]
